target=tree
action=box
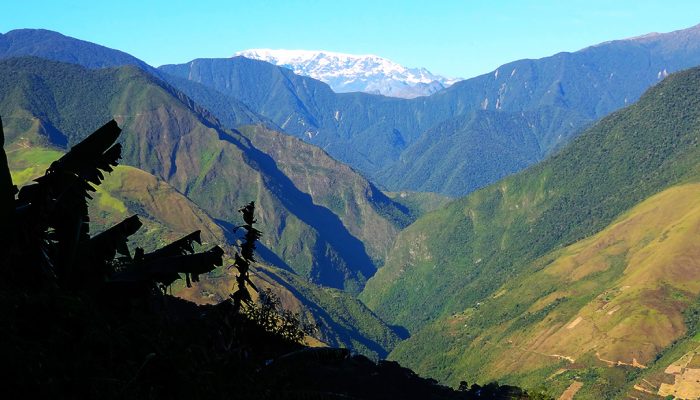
[245,288,314,343]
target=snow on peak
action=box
[235,48,461,98]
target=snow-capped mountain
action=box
[235,49,460,99]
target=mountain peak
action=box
[235,48,460,98]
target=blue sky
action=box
[2,0,700,78]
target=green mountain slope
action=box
[0,29,269,132]
[389,183,700,398]
[384,191,453,220]
[376,110,544,195]
[0,56,411,293]
[0,28,155,72]
[6,143,400,358]
[360,65,700,338]
[8,145,225,248]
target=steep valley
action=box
[360,63,700,398]
[6,143,400,358]
[4,24,700,399]
[0,56,412,294]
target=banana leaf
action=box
[84,215,143,264]
[111,245,224,287]
[143,230,201,261]
[11,120,123,284]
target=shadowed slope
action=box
[6,143,401,357]
[0,57,410,293]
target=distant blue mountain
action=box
[0,29,155,72]
[161,24,700,195]
[0,29,266,129]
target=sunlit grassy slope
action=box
[390,183,700,398]
[8,145,225,249]
[384,190,453,220]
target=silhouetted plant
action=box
[0,116,16,242]
[245,288,315,344]
[1,118,223,292]
[1,120,123,285]
[229,201,261,313]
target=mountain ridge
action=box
[5,26,700,197]
[235,48,458,98]
[164,22,700,196]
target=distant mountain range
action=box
[235,49,459,98]
[164,23,700,196]
[6,27,700,198]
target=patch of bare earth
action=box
[558,381,583,400]
[658,350,700,399]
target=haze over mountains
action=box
[3,22,700,399]
[235,49,459,98]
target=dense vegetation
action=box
[376,109,544,195]
[360,65,700,397]
[0,28,156,73]
[384,190,453,220]
[362,65,700,332]
[390,183,700,398]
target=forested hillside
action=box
[360,65,700,397]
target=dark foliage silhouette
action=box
[230,201,262,312]
[246,287,316,343]
[1,119,223,291]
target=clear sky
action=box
[2,0,700,79]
